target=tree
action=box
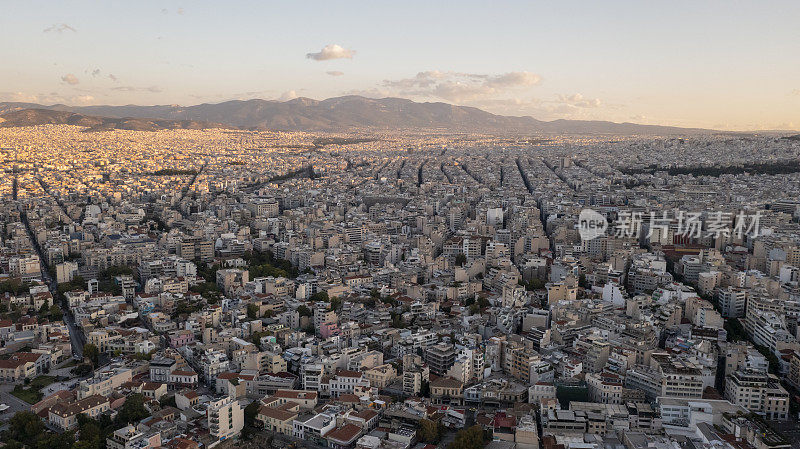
[72,363,93,377]
[243,401,260,432]
[114,393,149,425]
[448,425,488,449]
[309,291,329,303]
[6,411,45,446]
[48,304,63,321]
[579,273,590,289]
[469,303,480,315]
[329,296,342,312]
[297,305,312,317]
[251,331,269,346]
[420,380,430,397]
[160,395,177,408]
[455,254,467,267]
[241,400,261,440]
[83,343,99,367]
[247,303,259,319]
[418,419,443,443]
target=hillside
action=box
[0,96,716,134]
[0,108,227,132]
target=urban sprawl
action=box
[2,124,800,449]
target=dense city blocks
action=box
[1,126,800,449]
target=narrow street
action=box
[18,210,84,358]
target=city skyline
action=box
[2,0,799,131]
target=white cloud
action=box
[61,73,79,85]
[326,71,344,77]
[485,72,541,88]
[73,95,95,104]
[382,70,542,103]
[109,85,162,93]
[557,93,601,108]
[278,90,298,101]
[343,88,392,98]
[0,91,95,105]
[306,44,355,61]
[43,23,76,33]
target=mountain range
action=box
[0,108,226,132]
[0,95,716,134]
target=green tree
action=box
[6,411,45,446]
[309,291,329,302]
[160,395,177,408]
[48,304,63,321]
[83,343,100,367]
[418,419,443,443]
[241,401,261,440]
[72,363,93,377]
[244,401,260,427]
[579,273,589,289]
[448,425,488,449]
[420,380,430,397]
[455,254,467,266]
[114,393,149,425]
[247,303,259,319]
[297,305,312,317]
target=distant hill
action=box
[0,108,227,132]
[0,96,719,134]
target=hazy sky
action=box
[2,0,799,130]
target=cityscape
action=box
[2,3,800,449]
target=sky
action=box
[1,0,799,130]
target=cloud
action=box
[61,74,79,85]
[108,74,118,82]
[382,70,542,103]
[0,91,94,105]
[43,23,76,33]
[485,72,541,88]
[278,90,298,101]
[110,85,162,93]
[326,71,344,77]
[306,44,355,61]
[91,69,101,77]
[343,88,392,98]
[557,93,601,108]
[73,95,95,104]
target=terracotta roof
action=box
[50,394,108,418]
[180,390,199,399]
[430,377,463,389]
[351,409,378,420]
[338,394,361,403]
[258,405,297,421]
[273,390,317,400]
[324,424,362,444]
